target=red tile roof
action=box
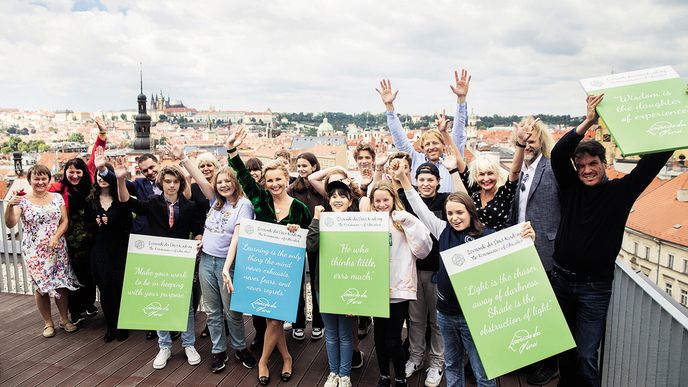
[626,171,688,246]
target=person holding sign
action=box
[115,160,204,370]
[306,180,359,387]
[4,165,79,338]
[394,162,535,387]
[368,181,433,387]
[169,144,258,373]
[550,95,673,387]
[226,125,311,386]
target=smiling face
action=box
[329,191,352,212]
[161,173,180,198]
[66,165,84,186]
[416,173,439,198]
[356,150,374,170]
[422,137,445,162]
[373,189,394,213]
[264,169,288,197]
[445,200,471,231]
[575,153,607,186]
[30,173,50,193]
[214,172,236,199]
[476,168,498,192]
[138,159,158,182]
[198,161,217,181]
[296,158,315,178]
[524,134,542,164]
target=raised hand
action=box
[162,143,185,160]
[442,149,458,170]
[586,94,604,122]
[94,146,107,171]
[388,159,405,182]
[450,69,471,101]
[114,156,128,179]
[7,191,23,207]
[375,150,389,168]
[435,109,453,133]
[514,117,537,146]
[375,80,399,109]
[95,116,107,132]
[226,125,247,149]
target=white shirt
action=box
[518,153,543,224]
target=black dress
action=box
[87,198,132,335]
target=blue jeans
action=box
[321,312,354,377]
[551,268,612,387]
[198,252,247,354]
[158,300,195,349]
[436,311,495,387]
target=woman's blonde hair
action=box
[211,166,244,210]
[195,152,221,169]
[369,181,404,230]
[468,155,507,189]
[263,161,290,180]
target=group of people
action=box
[5,70,672,387]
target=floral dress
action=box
[19,193,79,297]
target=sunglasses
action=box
[520,173,530,192]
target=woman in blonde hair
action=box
[369,179,433,387]
[190,152,221,214]
[457,120,533,230]
[226,126,311,385]
[166,144,258,373]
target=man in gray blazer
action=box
[508,118,561,385]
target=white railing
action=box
[603,260,688,387]
[0,201,31,294]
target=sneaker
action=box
[351,350,364,369]
[358,317,372,339]
[339,375,352,387]
[424,367,443,387]
[211,352,229,373]
[311,327,324,340]
[394,379,408,387]
[324,372,339,387]
[59,321,77,333]
[404,360,421,378]
[235,348,257,369]
[526,363,559,385]
[283,322,293,331]
[85,305,99,317]
[71,314,85,326]
[292,328,305,341]
[153,348,172,369]
[185,346,201,366]
[376,376,391,387]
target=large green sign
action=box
[580,66,688,156]
[118,234,197,331]
[440,224,575,379]
[319,212,390,318]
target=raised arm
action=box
[308,166,345,197]
[115,156,131,203]
[392,210,433,260]
[437,110,467,174]
[226,126,268,204]
[390,159,446,238]
[450,69,471,156]
[376,80,417,155]
[87,117,108,180]
[507,118,538,182]
[441,148,468,194]
[167,144,216,201]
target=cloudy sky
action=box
[1,0,687,115]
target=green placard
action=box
[118,234,197,331]
[441,224,575,379]
[319,212,389,318]
[580,66,688,156]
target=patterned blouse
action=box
[460,169,518,231]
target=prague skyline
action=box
[1,0,687,116]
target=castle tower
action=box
[133,68,151,150]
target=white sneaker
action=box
[425,367,443,387]
[324,372,339,387]
[184,346,201,366]
[283,322,293,330]
[339,375,352,387]
[153,348,172,369]
[405,360,421,378]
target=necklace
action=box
[275,208,282,214]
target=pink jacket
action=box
[388,210,433,301]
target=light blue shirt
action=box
[386,103,467,192]
[201,196,254,258]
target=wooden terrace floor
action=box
[0,293,557,386]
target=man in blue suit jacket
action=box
[508,119,561,385]
[126,153,161,235]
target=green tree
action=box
[120,113,128,121]
[158,114,168,122]
[68,133,85,143]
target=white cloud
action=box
[0,0,686,115]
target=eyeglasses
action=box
[520,173,530,192]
